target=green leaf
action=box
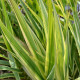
[0,54,8,60]
[22,0,43,27]
[1,1,21,80]
[47,66,55,80]
[53,2,68,80]
[0,73,14,79]
[0,60,9,66]
[1,0,13,34]
[20,0,43,41]
[45,0,54,77]
[0,19,44,80]
[0,36,4,43]
[39,0,48,39]
[0,66,21,72]
[8,0,46,77]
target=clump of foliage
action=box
[0,0,80,80]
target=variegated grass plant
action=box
[0,0,80,80]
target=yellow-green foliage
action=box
[0,0,80,80]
